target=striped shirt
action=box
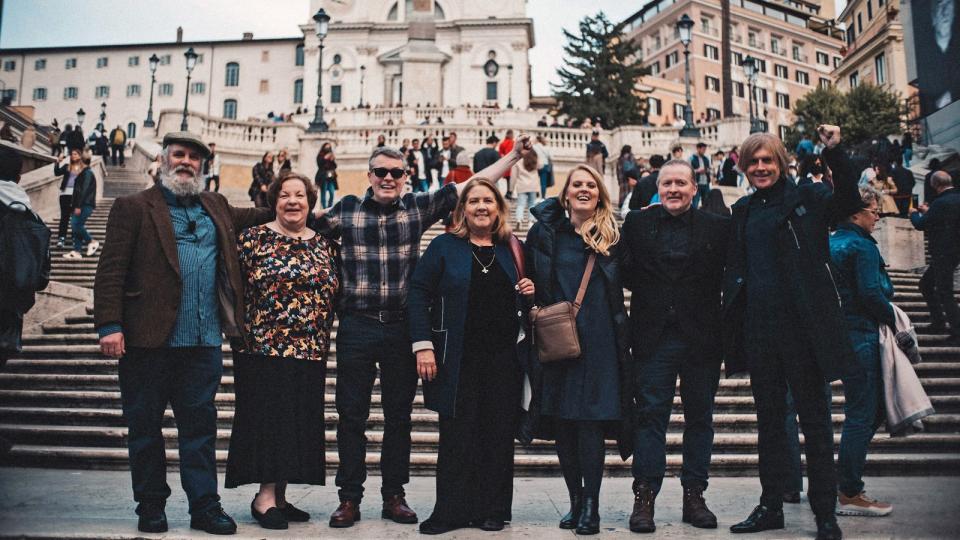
[315,184,458,312]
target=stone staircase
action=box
[3,169,959,475]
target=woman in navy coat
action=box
[407,178,536,535]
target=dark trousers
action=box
[632,328,720,494]
[204,175,220,193]
[556,420,606,499]
[431,346,521,524]
[749,344,837,518]
[838,330,882,496]
[920,260,960,335]
[334,314,419,503]
[784,383,834,494]
[111,145,125,166]
[57,194,73,239]
[117,346,222,513]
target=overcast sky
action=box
[0,0,844,96]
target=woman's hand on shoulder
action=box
[516,278,535,297]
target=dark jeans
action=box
[334,314,418,503]
[838,330,882,496]
[111,145,125,166]
[784,383,834,494]
[70,205,94,252]
[538,166,551,198]
[57,194,73,239]
[632,328,720,494]
[692,183,710,209]
[320,181,336,208]
[556,419,606,499]
[920,260,960,335]
[204,175,220,192]
[117,346,222,513]
[749,344,837,518]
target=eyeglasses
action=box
[370,167,406,179]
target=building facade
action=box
[0,0,533,133]
[621,0,845,140]
[833,0,913,99]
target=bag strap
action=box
[572,252,596,315]
[508,234,525,279]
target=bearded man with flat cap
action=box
[94,132,272,535]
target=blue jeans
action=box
[334,314,419,503]
[538,166,551,198]
[838,329,882,496]
[321,180,336,208]
[784,383,834,494]
[632,327,720,493]
[118,346,223,513]
[903,148,912,168]
[692,183,710,209]
[514,192,538,223]
[71,205,94,252]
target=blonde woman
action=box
[524,164,634,535]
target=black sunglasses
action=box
[370,167,406,180]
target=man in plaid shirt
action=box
[317,138,531,528]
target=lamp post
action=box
[359,64,366,108]
[507,64,514,109]
[676,14,700,138]
[144,54,159,128]
[180,47,198,131]
[76,108,86,127]
[99,101,107,131]
[742,55,763,133]
[308,8,331,133]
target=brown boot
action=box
[629,479,656,533]
[329,500,360,528]
[682,485,717,529]
[382,494,418,524]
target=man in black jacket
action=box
[629,154,665,211]
[911,171,960,344]
[622,159,729,534]
[888,159,915,217]
[723,126,859,540]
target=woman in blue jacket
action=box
[407,177,536,535]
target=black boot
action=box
[575,496,600,535]
[816,514,843,540]
[559,488,583,529]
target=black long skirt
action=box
[428,345,523,525]
[225,352,327,487]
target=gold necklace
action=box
[471,247,496,274]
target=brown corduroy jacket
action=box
[94,185,271,348]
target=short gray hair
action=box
[368,146,405,169]
[657,159,695,183]
[931,170,953,190]
[858,184,882,208]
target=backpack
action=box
[0,202,52,314]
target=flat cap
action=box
[162,131,211,157]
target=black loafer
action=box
[816,515,843,540]
[479,518,504,531]
[252,500,288,530]
[190,505,238,535]
[419,518,462,535]
[279,502,310,522]
[730,504,784,534]
[136,502,168,533]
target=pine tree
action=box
[786,84,904,149]
[552,12,649,128]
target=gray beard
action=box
[160,166,201,196]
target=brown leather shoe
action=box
[682,486,717,529]
[382,494,418,524]
[329,500,361,528]
[629,479,656,533]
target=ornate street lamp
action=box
[742,55,763,133]
[359,64,366,108]
[76,108,86,127]
[308,8,331,133]
[507,64,514,109]
[144,53,159,128]
[180,47,199,131]
[676,14,700,138]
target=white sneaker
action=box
[86,240,100,256]
[62,251,82,259]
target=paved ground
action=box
[0,469,956,539]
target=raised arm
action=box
[819,125,862,218]
[456,134,533,197]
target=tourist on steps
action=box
[249,151,274,208]
[315,142,338,209]
[62,154,98,259]
[407,178,536,535]
[53,148,83,248]
[620,158,729,533]
[94,131,274,536]
[723,125,861,540]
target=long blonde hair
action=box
[560,164,620,256]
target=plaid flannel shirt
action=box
[315,183,458,313]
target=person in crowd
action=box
[534,135,554,198]
[795,133,815,161]
[720,147,740,186]
[94,132,274,535]
[701,188,731,217]
[66,124,85,152]
[868,165,899,216]
[689,142,712,209]
[723,126,860,540]
[787,164,800,185]
[901,132,913,168]
[399,138,410,155]
[437,137,452,186]
[94,129,110,161]
[511,150,540,230]
[525,164,634,535]
[671,145,684,161]
[616,145,638,207]
[713,150,725,181]
[621,159,728,534]
[447,131,465,164]
[147,154,162,186]
[585,131,608,175]
[226,172,338,530]
[275,148,293,175]
[474,135,501,175]
[889,157,915,217]
[421,136,439,190]
[313,139,532,529]
[409,138,427,192]
[498,130,516,196]
[49,123,62,158]
[629,155,665,211]
[62,154,98,259]
[315,142,338,209]
[54,149,84,248]
[829,184,896,517]
[445,153,473,185]
[923,159,943,204]
[109,125,127,167]
[376,134,387,148]
[203,143,221,193]
[250,152,275,208]
[408,178,536,535]
[798,154,827,187]
[911,171,960,345]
